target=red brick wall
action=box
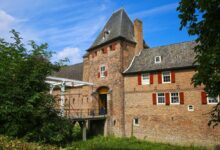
[124,69,220,146]
[83,40,125,136]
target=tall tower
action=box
[83,8,145,136]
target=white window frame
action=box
[157,93,165,105]
[100,65,106,78]
[142,73,150,85]
[162,71,171,83]
[188,105,194,111]
[207,96,219,105]
[133,118,139,126]
[155,56,161,64]
[170,92,180,105]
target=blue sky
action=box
[0,0,195,64]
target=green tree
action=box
[0,30,73,145]
[177,1,220,126]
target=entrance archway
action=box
[97,86,109,115]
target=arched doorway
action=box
[97,86,109,115]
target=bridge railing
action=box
[64,108,107,119]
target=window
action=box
[157,93,165,104]
[102,48,107,54]
[100,65,106,78]
[207,96,219,104]
[103,29,110,40]
[92,51,97,58]
[155,56,161,63]
[142,73,149,85]
[162,71,171,83]
[170,92,179,104]
[109,45,113,51]
[188,105,194,111]
[133,118,139,126]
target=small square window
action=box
[162,71,171,83]
[133,118,139,126]
[142,73,149,85]
[188,105,194,111]
[157,93,165,104]
[207,97,219,104]
[170,92,179,104]
[155,56,161,63]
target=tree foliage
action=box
[0,30,73,145]
[177,1,220,126]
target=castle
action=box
[49,9,220,146]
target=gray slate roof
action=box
[52,63,83,80]
[89,8,135,50]
[124,41,197,74]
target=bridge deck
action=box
[66,115,107,121]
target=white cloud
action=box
[0,10,16,41]
[0,10,15,29]
[0,9,40,43]
[52,47,82,64]
[132,3,178,18]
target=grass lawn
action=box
[71,136,207,150]
[0,135,207,150]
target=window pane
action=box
[155,56,161,63]
[142,73,149,85]
[100,66,106,77]
[208,97,218,103]
[133,118,139,125]
[157,93,165,104]
[171,93,179,104]
[163,71,171,83]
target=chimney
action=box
[134,19,143,55]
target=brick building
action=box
[50,9,220,146]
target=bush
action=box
[0,30,73,145]
[72,123,82,140]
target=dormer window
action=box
[103,29,110,40]
[155,56,161,64]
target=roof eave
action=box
[86,36,136,52]
[123,65,197,75]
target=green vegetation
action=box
[0,135,207,150]
[72,136,206,150]
[0,135,58,150]
[177,0,220,126]
[0,30,73,145]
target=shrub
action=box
[0,30,73,145]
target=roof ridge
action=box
[113,7,125,14]
[145,40,196,50]
[119,8,123,37]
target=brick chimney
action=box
[134,19,143,55]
